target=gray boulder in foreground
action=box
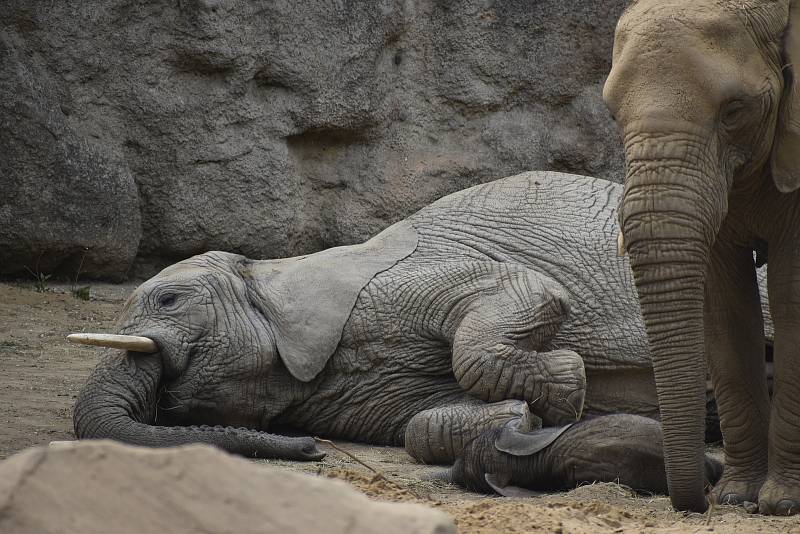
[0,441,454,534]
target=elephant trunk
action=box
[620,135,729,512]
[73,350,324,461]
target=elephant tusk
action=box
[67,333,158,353]
[617,230,627,257]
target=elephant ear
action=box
[771,1,800,193]
[494,419,573,456]
[242,220,418,382]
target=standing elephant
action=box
[604,0,800,514]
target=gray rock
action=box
[0,440,455,534]
[0,0,625,277]
[0,30,141,281]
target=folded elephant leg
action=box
[404,399,541,464]
[450,268,586,426]
[448,414,724,496]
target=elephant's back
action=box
[405,171,627,293]
[408,171,622,262]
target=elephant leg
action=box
[759,242,800,515]
[705,243,769,506]
[450,271,586,426]
[404,399,539,464]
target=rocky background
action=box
[0,0,626,280]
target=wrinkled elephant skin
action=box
[74,171,772,480]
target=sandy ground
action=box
[1,281,799,533]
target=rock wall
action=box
[0,0,626,279]
[0,30,141,281]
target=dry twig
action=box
[313,437,383,476]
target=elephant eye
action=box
[721,100,747,124]
[158,293,177,308]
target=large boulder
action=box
[0,1,625,276]
[0,31,141,281]
[0,441,455,534]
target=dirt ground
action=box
[1,282,799,533]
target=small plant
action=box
[71,285,91,301]
[70,249,91,301]
[25,266,51,293]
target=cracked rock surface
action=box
[0,0,625,279]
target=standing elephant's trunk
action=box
[73,349,325,461]
[619,130,730,512]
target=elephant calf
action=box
[71,171,769,468]
[446,414,723,497]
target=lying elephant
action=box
[71,171,772,464]
[446,414,724,497]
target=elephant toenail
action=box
[721,494,739,505]
[775,500,799,516]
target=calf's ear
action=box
[771,1,800,192]
[242,220,418,382]
[494,420,573,456]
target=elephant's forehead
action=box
[612,0,775,104]
[155,263,212,281]
[621,0,740,39]
[146,251,240,283]
[131,266,217,301]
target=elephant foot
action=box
[529,349,586,426]
[757,475,800,515]
[709,466,765,507]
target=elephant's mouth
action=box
[68,331,196,376]
[155,378,186,418]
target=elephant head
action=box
[603,0,800,511]
[72,221,418,459]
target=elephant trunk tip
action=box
[422,464,458,486]
[670,491,708,514]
